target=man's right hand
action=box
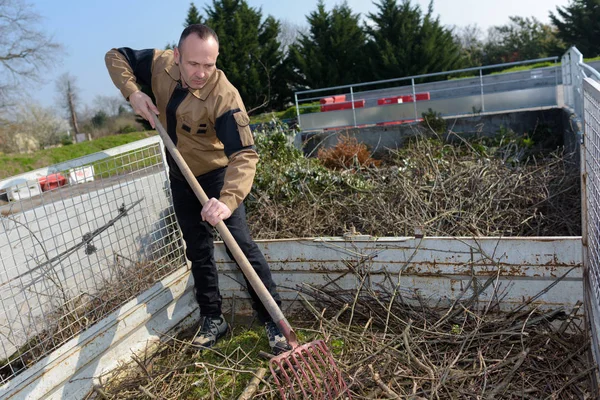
[129,91,159,128]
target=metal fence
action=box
[568,44,600,375]
[0,137,186,385]
[583,77,600,370]
[295,57,561,131]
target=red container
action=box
[38,173,67,192]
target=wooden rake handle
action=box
[152,114,298,347]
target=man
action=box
[105,24,290,355]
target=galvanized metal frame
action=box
[582,77,600,369]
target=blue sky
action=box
[29,0,571,111]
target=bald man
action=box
[105,24,290,355]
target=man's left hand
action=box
[201,198,232,226]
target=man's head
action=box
[174,24,219,90]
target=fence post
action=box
[294,93,301,130]
[479,68,485,113]
[554,58,559,106]
[411,78,418,120]
[350,86,357,127]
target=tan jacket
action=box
[105,47,257,212]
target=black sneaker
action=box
[265,321,292,355]
[192,315,228,348]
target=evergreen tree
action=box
[288,1,368,90]
[364,0,463,80]
[550,0,600,57]
[184,3,202,26]
[183,1,288,110]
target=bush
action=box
[421,108,447,134]
[250,123,370,206]
[118,125,138,134]
[60,135,73,146]
[317,134,381,170]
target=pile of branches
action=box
[247,130,581,238]
[293,270,593,399]
[86,263,594,399]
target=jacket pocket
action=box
[233,111,254,147]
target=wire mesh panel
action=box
[583,78,600,366]
[0,138,186,384]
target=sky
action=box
[27,0,572,112]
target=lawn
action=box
[0,131,156,179]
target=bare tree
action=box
[13,102,68,149]
[93,94,129,117]
[55,72,80,136]
[0,0,62,109]
[454,24,485,67]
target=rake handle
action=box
[152,114,298,347]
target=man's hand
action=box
[201,198,232,226]
[129,91,159,128]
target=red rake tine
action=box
[301,341,337,399]
[294,343,334,399]
[270,340,351,399]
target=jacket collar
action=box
[165,62,219,101]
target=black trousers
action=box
[170,167,282,323]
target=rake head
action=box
[269,339,350,399]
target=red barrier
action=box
[376,119,420,126]
[377,92,430,105]
[321,100,365,112]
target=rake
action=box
[153,114,350,399]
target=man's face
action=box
[174,34,219,90]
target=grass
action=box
[490,60,557,74]
[250,102,321,124]
[98,320,317,399]
[0,131,156,179]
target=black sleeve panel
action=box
[116,48,154,89]
[215,108,255,157]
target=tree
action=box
[185,2,202,26]
[454,25,485,67]
[288,1,368,89]
[93,95,129,117]
[0,0,62,109]
[185,1,288,111]
[12,103,68,150]
[55,73,81,136]
[483,16,564,64]
[364,0,463,81]
[550,0,600,57]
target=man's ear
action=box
[174,47,180,64]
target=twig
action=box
[369,364,400,399]
[237,367,267,400]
